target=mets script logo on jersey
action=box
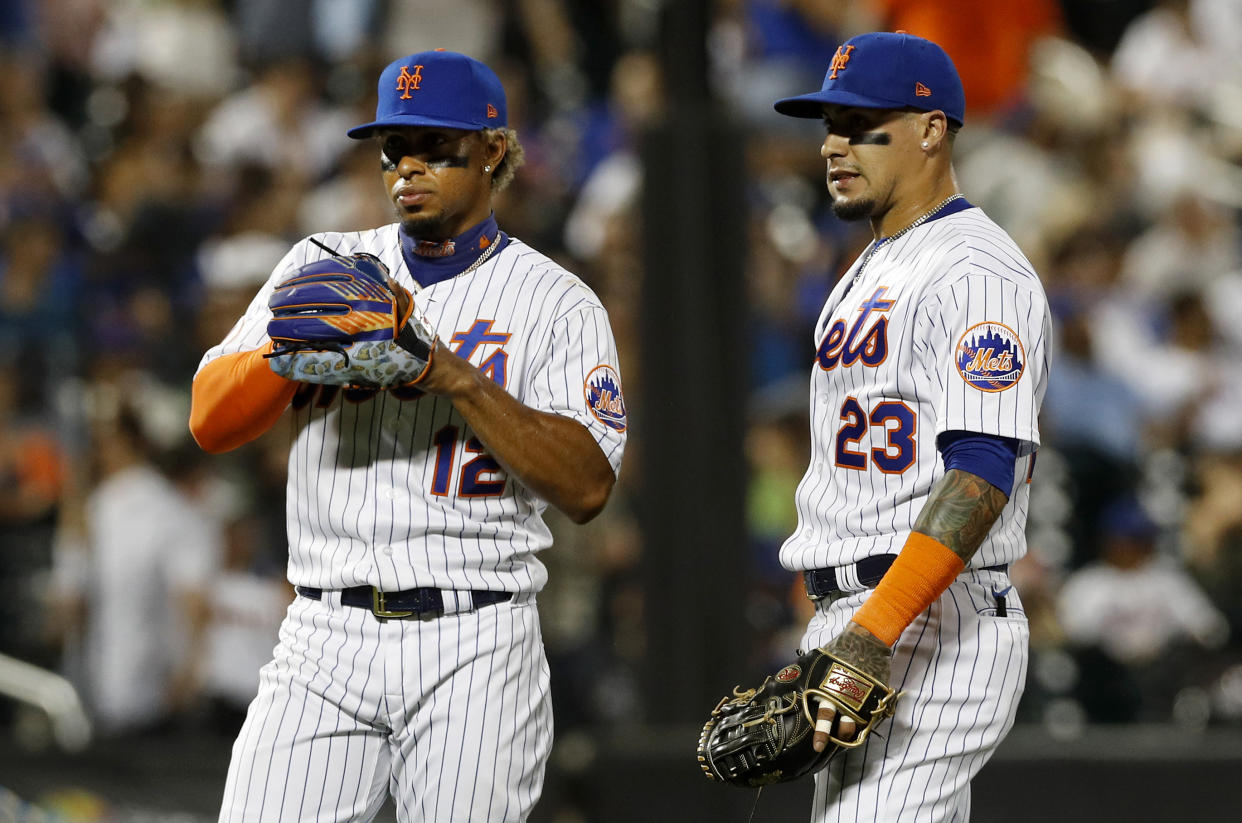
[584,365,626,432]
[396,65,424,98]
[828,45,856,79]
[955,322,1025,392]
[817,287,894,371]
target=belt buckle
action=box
[803,570,830,602]
[371,588,415,619]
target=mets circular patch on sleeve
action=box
[584,365,627,431]
[954,321,1025,392]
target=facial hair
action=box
[398,212,448,241]
[830,195,875,222]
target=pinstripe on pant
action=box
[219,593,552,822]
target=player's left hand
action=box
[697,641,899,787]
[265,252,438,388]
[813,624,894,751]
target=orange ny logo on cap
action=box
[915,82,932,97]
[828,45,856,80]
[396,65,424,99]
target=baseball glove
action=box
[697,646,898,788]
[264,251,438,388]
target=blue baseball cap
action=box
[347,50,507,139]
[774,32,965,127]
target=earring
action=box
[922,141,929,148]
[484,164,493,173]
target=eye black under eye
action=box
[382,137,411,165]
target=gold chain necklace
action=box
[864,193,963,261]
[855,193,964,275]
[458,235,499,277]
[832,193,964,313]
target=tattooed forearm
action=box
[912,469,1009,564]
[825,623,892,680]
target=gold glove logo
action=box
[775,664,802,683]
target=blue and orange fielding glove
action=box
[265,252,437,388]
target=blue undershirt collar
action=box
[932,196,973,221]
[399,214,508,288]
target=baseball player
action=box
[771,33,1051,820]
[188,50,626,822]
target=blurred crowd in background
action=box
[3,0,1242,798]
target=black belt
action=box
[296,585,511,619]
[803,554,1008,600]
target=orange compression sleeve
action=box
[850,532,966,647]
[189,344,299,454]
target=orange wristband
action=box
[189,343,298,454]
[850,533,966,647]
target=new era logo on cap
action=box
[348,50,508,139]
[773,32,965,126]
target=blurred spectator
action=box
[1057,495,1229,721]
[81,81,222,382]
[0,210,84,393]
[198,507,291,737]
[50,404,220,738]
[0,47,89,214]
[1043,298,1143,568]
[1105,288,1242,453]
[744,411,809,670]
[194,57,353,184]
[1120,189,1241,302]
[872,0,1063,121]
[712,0,876,127]
[562,50,663,260]
[1109,0,1242,115]
[90,0,240,100]
[1183,450,1242,647]
[383,0,501,69]
[232,0,315,66]
[956,37,1128,270]
[0,365,66,669]
[298,139,395,236]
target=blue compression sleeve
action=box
[937,431,1021,494]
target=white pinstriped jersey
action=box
[197,223,626,595]
[780,205,1050,573]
